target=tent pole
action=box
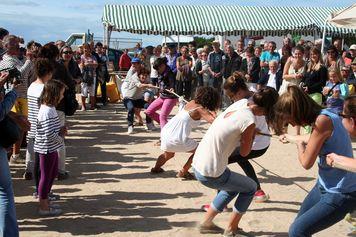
[178,35,180,49]
[321,19,328,55]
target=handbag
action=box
[64,90,78,116]
[0,115,21,148]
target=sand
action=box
[11,103,352,237]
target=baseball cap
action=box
[350,44,356,50]
[131,57,141,63]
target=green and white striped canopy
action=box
[102,5,356,37]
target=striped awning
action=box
[102,5,356,37]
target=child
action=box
[323,67,349,114]
[151,86,220,178]
[34,80,67,216]
[24,58,53,181]
[122,63,156,134]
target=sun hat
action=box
[350,44,356,50]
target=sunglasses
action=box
[63,51,72,55]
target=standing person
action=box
[176,46,193,100]
[324,45,344,70]
[150,46,162,88]
[208,41,224,93]
[0,72,27,237]
[240,46,260,91]
[79,43,98,111]
[119,49,131,71]
[196,51,211,87]
[94,42,109,106]
[235,39,245,58]
[192,86,278,236]
[0,35,34,164]
[273,85,356,237]
[223,45,241,79]
[301,47,328,105]
[280,45,292,73]
[23,59,54,181]
[260,41,280,75]
[38,43,75,181]
[280,45,306,94]
[151,87,220,178]
[145,57,177,129]
[322,68,349,114]
[166,45,178,77]
[121,59,155,134]
[34,80,66,216]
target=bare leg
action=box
[134,108,143,124]
[226,212,243,233]
[81,96,87,110]
[202,206,219,226]
[151,152,175,172]
[90,96,96,109]
[178,149,196,175]
[12,131,24,157]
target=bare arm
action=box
[199,108,217,124]
[282,58,294,80]
[326,153,356,172]
[240,123,256,157]
[296,115,332,170]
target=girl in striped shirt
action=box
[34,80,67,216]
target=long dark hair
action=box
[40,80,67,107]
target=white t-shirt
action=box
[266,71,277,90]
[150,55,159,78]
[192,99,255,177]
[229,99,270,150]
[27,82,44,139]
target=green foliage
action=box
[193,36,215,48]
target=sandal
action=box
[154,140,161,146]
[150,167,164,174]
[177,171,196,180]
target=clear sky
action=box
[0,0,354,46]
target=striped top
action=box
[0,54,33,98]
[102,5,356,37]
[34,104,63,154]
[27,82,44,139]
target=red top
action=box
[119,53,131,70]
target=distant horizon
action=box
[1,0,354,46]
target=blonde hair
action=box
[328,67,343,82]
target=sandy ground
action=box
[10,103,353,237]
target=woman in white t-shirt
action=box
[201,74,271,214]
[192,74,279,236]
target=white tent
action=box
[321,4,356,52]
[328,4,356,29]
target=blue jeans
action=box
[194,168,257,213]
[289,183,356,237]
[0,147,19,237]
[123,98,152,126]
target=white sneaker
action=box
[146,123,156,131]
[127,126,134,134]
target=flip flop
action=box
[177,171,196,180]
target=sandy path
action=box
[11,103,352,237]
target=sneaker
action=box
[57,171,69,180]
[254,189,269,203]
[127,126,134,134]
[146,122,156,131]
[38,207,62,217]
[48,192,60,201]
[33,192,38,199]
[201,204,228,212]
[23,171,33,180]
[9,154,25,164]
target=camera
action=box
[0,67,22,84]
